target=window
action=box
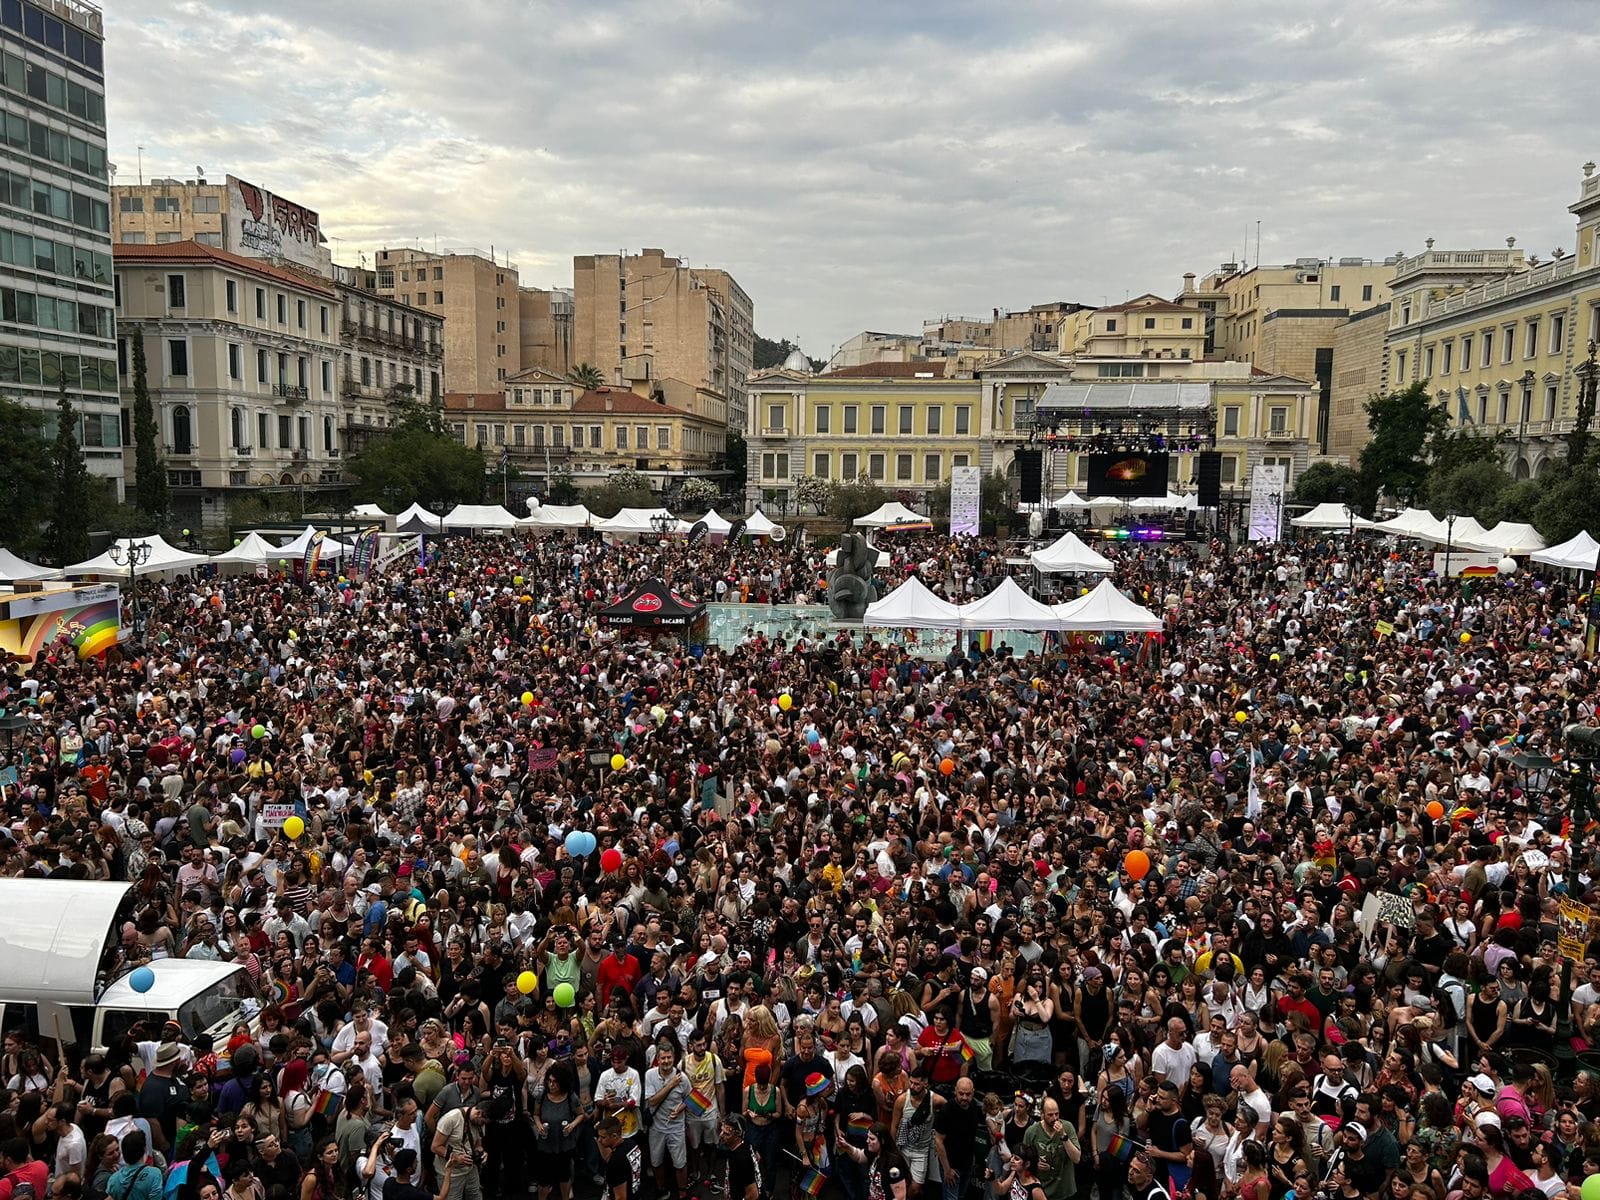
[166,274,185,308]
[227,343,241,380]
[762,452,789,480]
[841,452,858,479]
[1552,312,1566,354]
[571,426,584,449]
[1499,391,1510,425]
[813,405,830,434]
[1547,384,1558,421]
[767,402,785,431]
[1268,406,1287,434]
[1481,331,1493,367]
[1329,285,1341,302]
[1221,456,1238,484]
[324,416,335,453]
[891,453,909,480]
[924,454,940,482]
[230,407,244,449]
[926,406,941,435]
[616,426,627,449]
[955,405,971,435]
[868,453,885,481]
[551,426,564,449]
[1525,318,1539,358]
[1144,317,1156,329]
[118,196,143,213]
[1400,304,1411,325]
[321,360,332,394]
[434,291,443,305]
[296,299,306,329]
[1479,393,1488,424]
[843,405,858,434]
[276,293,287,324]
[255,288,266,319]
[360,357,371,385]
[590,425,601,447]
[1460,334,1472,367]
[168,339,188,377]
[492,423,505,447]
[813,452,829,479]
[258,413,270,448]
[278,414,291,448]
[120,232,144,244]
[1362,285,1373,302]
[634,425,647,449]
[952,454,969,468]
[1220,406,1240,437]
[1441,341,1452,375]
[870,406,885,435]
[171,405,191,454]
[1502,325,1515,363]
[1424,346,1435,377]
[1105,319,1117,332]
[224,278,237,313]
[657,426,669,450]
[511,424,525,447]
[898,406,913,435]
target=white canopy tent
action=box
[693,510,734,536]
[442,504,522,531]
[742,510,782,537]
[1123,491,1198,512]
[1052,578,1165,632]
[209,532,282,568]
[1290,502,1376,530]
[0,547,51,580]
[64,536,209,577]
[1030,531,1114,574]
[350,503,388,520]
[394,503,444,534]
[1373,507,1438,537]
[957,577,1065,631]
[1531,530,1600,571]
[1464,521,1547,555]
[865,576,964,630]
[853,502,932,529]
[277,526,354,560]
[594,507,690,537]
[522,503,592,530]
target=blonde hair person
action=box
[742,1005,783,1088]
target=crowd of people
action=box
[0,522,1595,1200]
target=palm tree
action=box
[568,362,604,391]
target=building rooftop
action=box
[112,240,335,296]
[822,361,949,379]
[572,387,699,419]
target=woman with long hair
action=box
[1265,1116,1307,1200]
[533,1061,583,1200]
[300,1139,340,1200]
[835,1123,912,1200]
[744,1062,783,1193]
[742,1006,783,1095]
[992,1141,1045,1200]
[481,1038,529,1200]
[834,1065,878,1200]
[1090,1084,1132,1200]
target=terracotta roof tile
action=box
[112,239,335,296]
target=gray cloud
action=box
[106,0,1590,356]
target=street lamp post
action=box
[650,511,674,546]
[1442,511,1458,582]
[107,540,152,642]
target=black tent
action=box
[597,578,706,629]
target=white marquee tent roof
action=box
[1052,578,1165,632]
[278,526,354,560]
[1464,521,1547,554]
[1531,530,1600,570]
[394,503,444,533]
[594,507,691,535]
[0,547,51,580]
[64,535,209,577]
[1373,507,1437,536]
[442,504,522,530]
[350,503,388,519]
[693,510,734,535]
[853,501,932,528]
[864,575,964,630]
[209,531,281,567]
[523,503,592,529]
[1290,502,1376,530]
[957,576,1065,631]
[743,510,781,537]
[1030,531,1114,574]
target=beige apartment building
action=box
[1325,305,1390,463]
[518,285,573,377]
[372,247,520,393]
[330,265,444,457]
[113,175,332,276]
[114,241,343,527]
[571,248,754,431]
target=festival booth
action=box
[864,576,964,630]
[521,503,593,531]
[1290,502,1375,531]
[208,532,282,571]
[395,504,445,535]
[1030,531,1114,574]
[956,577,1066,632]
[742,510,782,538]
[1465,521,1546,555]
[853,502,933,531]
[597,578,706,636]
[594,508,690,541]
[0,580,121,660]
[1052,578,1165,632]
[63,536,209,578]
[441,504,522,534]
[692,510,735,538]
[1372,507,1438,538]
[0,548,51,582]
[1531,530,1600,571]
[277,527,353,561]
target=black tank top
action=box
[1078,986,1111,1041]
[963,988,993,1039]
[1468,993,1501,1044]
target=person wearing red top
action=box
[916,1011,968,1087]
[0,1138,49,1200]
[1276,974,1321,1031]
[359,937,393,993]
[597,941,642,1006]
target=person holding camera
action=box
[429,1102,488,1200]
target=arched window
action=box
[231,406,245,449]
[171,404,192,454]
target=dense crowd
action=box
[0,524,1595,1200]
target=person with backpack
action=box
[104,1132,162,1200]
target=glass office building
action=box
[0,0,117,493]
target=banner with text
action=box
[1247,463,1287,543]
[950,466,981,537]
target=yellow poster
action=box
[1559,896,1593,962]
[1375,620,1394,637]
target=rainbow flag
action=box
[799,1168,828,1197]
[1105,1134,1136,1164]
[302,530,326,581]
[313,1090,341,1118]
[959,1040,975,1064]
[687,1088,713,1117]
[847,1114,873,1135]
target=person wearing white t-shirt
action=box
[1150,1018,1197,1086]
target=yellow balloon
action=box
[283,815,305,839]
[778,693,793,711]
[521,691,534,706]
[514,575,525,586]
[1459,632,1471,644]
[610,753,626,771]
[516,970,538,995]
[1234,711,1248,724]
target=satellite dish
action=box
[687,520,709,546]
[770,525,787,543]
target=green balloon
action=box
[1583,1176,1600,1200]
[552,982,576,1008]
[251,724,266,739]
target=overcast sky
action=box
[106,0,1589,358]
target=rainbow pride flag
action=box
[847,1113,873,1135]
[799,1168,828,1197]
[1105,1134,1136,1163]
[314,1090,342,1118]
[687,1088,713,1117]
[959,1040,975,1064]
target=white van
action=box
[0,879,261,1054]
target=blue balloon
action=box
[564,831,585,857]
[580,832,598,857]
[129,966,155,994]
[805,729,820,745]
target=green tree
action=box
[677,477,720,510]
[825,475,886,524]
[46,383,89,564]
[1292,462,1363,508]
[0,396,53,556]
[584,471,655,518]
[753,335,823,372]
[794,474,830,514]
[1359,381,1447,506]
[547,470,579,505]
[347,414,486,512]
[1533,460,1600,544]
[723,432,748,494]
[1484,478,1542,527]
[1427,459,1512,521]
[130,329,168,518]
[568,363,604,391]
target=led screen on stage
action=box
[1085,452,1169,498]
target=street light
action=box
[107,540,151,641]
[1337,485,1354,537]
[1442,511,1458,581]
[650,511,675,545]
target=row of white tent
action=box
[866,575,1163,633]
[1290,502,1550,555]
[387,501,784,538]
[0,526,359,581]
[1018,491,1200,515]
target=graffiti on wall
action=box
[227,175,326,272]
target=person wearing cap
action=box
[1326,1121,1383,1200]
[135,1041,189,1155]
[957,967,996,1073]
[596,1046,643,1145]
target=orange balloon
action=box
[939,758,955,776]
[1426,800,1444,819]
[1124,849,1151,881]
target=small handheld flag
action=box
[687,1088,713,1117]
[799,1168,828,1197]
[1105,1134,1136,1163]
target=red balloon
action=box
[600,848,623,873]
[939,758,955,776]
[1124,849,1151,881]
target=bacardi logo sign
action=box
[632,593,663,613]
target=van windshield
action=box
[177,971,256,1040]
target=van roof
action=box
[0,880,131,1004]
[99,959,246,1011]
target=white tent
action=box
[1290,502,1376,530]
[865,576,964,629]
[1052,578,1165,632]
[277,526,354,560]
[0,547,51,580]
[743,510,781,537]
[853,502,932,529]
[594,507,690,536]
[1030,531,1114,574]
[957,577,1065,631]
[693,510,734,535]
[65,535,209,577]
[1464,521,1546,555]
[1126,491,1198,512]
[395,503,444,534]
[1531,530,1600,571]
[522,503,592,530]
[209,531,282,568]
[442,504,521,531]
[1051,491,1093,510]
[1373,507,1438,537]
[350,503,388,519]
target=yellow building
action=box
[745,361,982,511]
[1060,296,1206,364]
[1384,168,1600,478]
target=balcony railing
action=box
[274,383,309,402]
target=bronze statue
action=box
[827,532,879,620]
